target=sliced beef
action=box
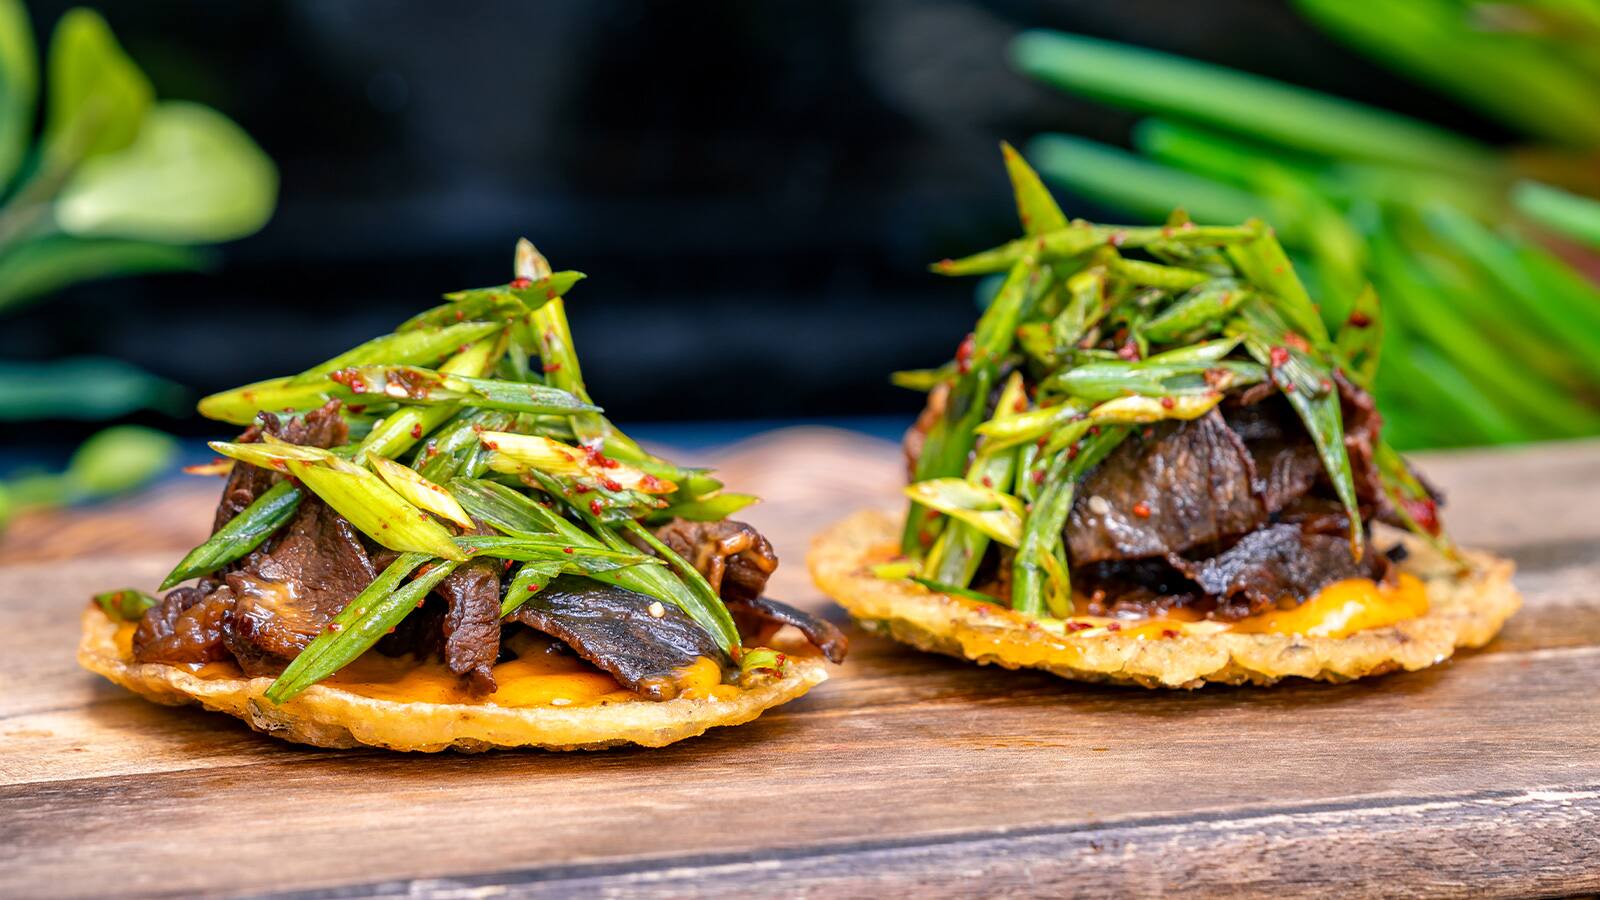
[222,497,377,675]
[132,584,234,664]
[1166,523,1386,619]
[435,543,504,696]
[1336,372,1384,506]
[1221,394,1325,515]
[1073,557,1207,619]
[651,518,777,603]
[212,420,278,533]
[212,401,348,532]
[727,596,849,663]
[506,576,732,700]
[1068,410,1265,565]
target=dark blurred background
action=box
[7,0,1508,454]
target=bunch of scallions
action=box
[1008,10,1600,450]
[887,146,1449,619]
[96,241,780,702]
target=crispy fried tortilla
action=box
[810,510,1519,688]
[79,607,827,752]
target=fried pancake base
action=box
[809,510,1520,688]
[78,607,828,752]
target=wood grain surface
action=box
[1,427,1597,899]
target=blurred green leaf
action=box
[1295,0,1600,148]
[55,101,277,243]
[0,0,37,189]
[0,234,204,312]
[43,7,151,165]
[68,424,176,496]
[0,356,186,420]
[1514,180,1600,249]
[1011,29,1496,176]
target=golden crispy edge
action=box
[808,509,1521,688]
[78,608,828,752]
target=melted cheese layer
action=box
[115,624,737,708]
[1058,573,1428,639]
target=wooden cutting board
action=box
[2,427,1597,898]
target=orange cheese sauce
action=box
[1054,573,1428,639]
[1228,573,1428,637]
[113,622,735,708]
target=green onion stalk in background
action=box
[0,1,277,528]
[1008,1,1600,449]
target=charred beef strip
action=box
[435,529,504,696]
[726,596,849,664]
[651,517,778,603]
[131,583,235,664]
[1167,523,1389,619]
[506,576,733,700]
[1068,410,1265,565]
[222,496,378,675]
[137,402,359,667]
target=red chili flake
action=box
[1107,230,1127,247]
[1162,629,1179,639]
[1131,501,1151,518]
[1159,397,1175,409]
[936,258,955,271]
[410,423,423,439]
[918,528,935,547]
[386,627,397,634]
[327,622,343,633]
[1036,435,1049,448]
[454,309,465,322]
[601,477,623,492]
[1067,444,1080,460]
[1269,345,1290,367]
[381,522,390,529]
[638,474,667,492]
[1319,379,1333,393]
[1202,368,1228,388]
[1066,621,1093,632]
[542,362,562,373]
[1106,622,1122,632]
[347,404,366,414]
[1014,395,1028,412]
[457,344,471,354]
[981,476,993,487]
[1405,497,1442,535]
[572,483,592,494]
[954,333,977,375]
[562,547,575,554]
[510,277,533,289]
[1282,382,1296,393]
[1283,332,1310,353]
[1347,311,1372,328]
[1117,341,1140,361]
[546,289,557,300]
[588,498,604,516]
[526,583,541,592]
[1088,425,1101,436]
[1141,427,1155,440]
[484,440,500,450]
[1032,468,1046,486]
